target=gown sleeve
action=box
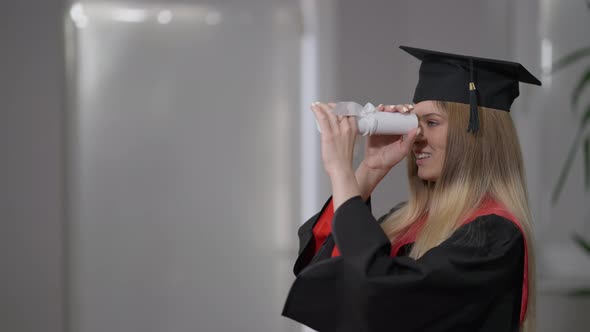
[293,196,372,276]
[282,196,525,332]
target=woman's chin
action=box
[417,169,439,182]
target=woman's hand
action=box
[311,102,360,209]
[362,104,420,171]
[353,104,420,201]
[311,102,358,177]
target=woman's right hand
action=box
[361,104,421,171]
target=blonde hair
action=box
[380,101,536,331]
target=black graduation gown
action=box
[282,196,525,332]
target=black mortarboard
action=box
[400,46,542,134]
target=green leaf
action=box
[572,68,590,109]
[572,232,590,255]
[552,130,583,204]
[552,103,590,202]
[568,289,590,297]
[586,136,590,190]
[551,46,590,74]
[582,104,590,190]
[583,103,590,128]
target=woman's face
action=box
[411,101,448,182]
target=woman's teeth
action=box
[416,153,431,160]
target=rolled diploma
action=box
[357,111,418,136]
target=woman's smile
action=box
[410,101,448,181]
[415,152,432,165]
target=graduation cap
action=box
[400,46,542,134]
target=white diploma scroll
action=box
[315,102,418,136]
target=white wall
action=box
[0,1,66,332]
[67,1,305,331]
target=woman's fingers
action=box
[382,103,414,113]
[401,127,421,152]
[312,101,358,136]
[319,103,340,135]
[347,114,358,135]
[394,104,412,113]
[311,102,332,134]
[312,102,343,135]
[338,116,356,136]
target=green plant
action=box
[550,45,590,204]
[568,233,590,296]
[549,1,590,296]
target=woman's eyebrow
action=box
[418,113,444,119]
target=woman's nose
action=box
[415,124,425,140]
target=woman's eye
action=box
[426,121,438,127]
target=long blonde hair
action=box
[380,101,536,331]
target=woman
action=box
[282,46,541,332]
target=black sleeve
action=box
[283,196,525,332]
[293,196,372,276]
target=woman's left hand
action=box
[311,102,358,178]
